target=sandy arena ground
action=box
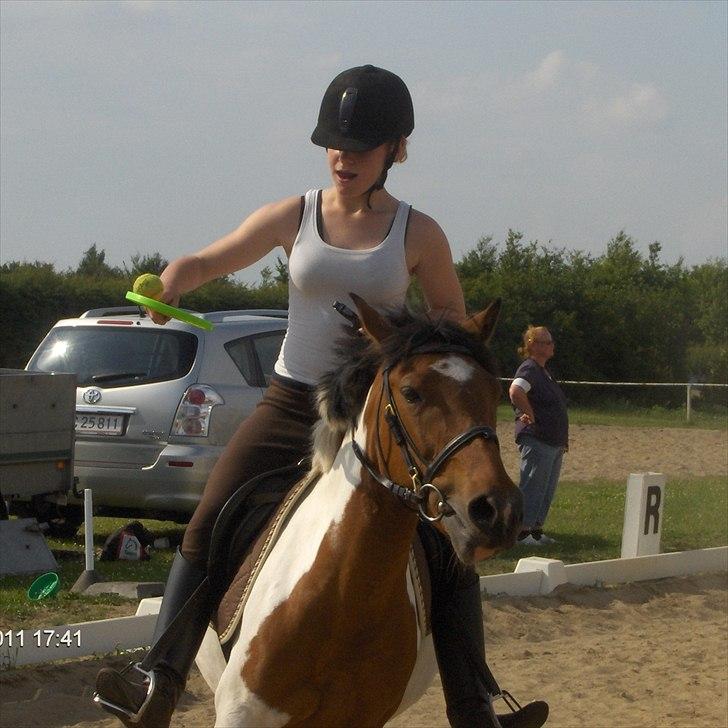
[0,425,726,728]
[496,422,728,483]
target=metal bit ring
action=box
[418,482,451,522]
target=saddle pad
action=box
[214,469,321,644]
[214,475,433,646]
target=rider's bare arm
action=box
[405,210,466,322]
[158,196,302,310]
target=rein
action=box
[351,343,498,522]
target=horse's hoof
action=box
[93,664,180,728]
[498,700,550,728]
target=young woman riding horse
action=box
[195,297,534,726]
[93,64,548,728]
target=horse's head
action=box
[315,295,522,565]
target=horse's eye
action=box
[400,386,421,404]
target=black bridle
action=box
[350,344,499,522]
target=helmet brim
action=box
[310,126,386,152]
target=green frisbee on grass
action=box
[125,291,214,331]
[28,572,60,600]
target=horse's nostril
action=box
[470,491,523,534]
[468,494,497,529]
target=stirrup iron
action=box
[92,662,157,720]
[491,689,522,713]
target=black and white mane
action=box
[311,307,498,472]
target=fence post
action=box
[70,488,102,593]
[686,384,692,422]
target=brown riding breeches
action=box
[181,375,318,569]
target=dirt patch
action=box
[496,423,727,482]
[0,574,725,728]
[0,426,725,726]
[390,572,728,728]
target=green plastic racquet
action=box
[125,291,214,331]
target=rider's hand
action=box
[147,275,181,325]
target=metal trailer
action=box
[0,369,77,546]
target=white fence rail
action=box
[3,547,725,669]
[498,378,727,421]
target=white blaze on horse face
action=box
[430,355,475,383]
[214,425,368,727]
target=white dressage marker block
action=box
[621,472,665,558]
[135,597,162,616]
[514,557,568,594]
[480,569,543,597]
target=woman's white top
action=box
[274,188,411,385]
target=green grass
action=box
[496,403,727,429]
[1,476,725,627]
[0,518,185,628]
[477,475,728,576]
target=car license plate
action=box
[75,413,125,436]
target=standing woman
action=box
[509,326,569,545]
[94,65,547,728]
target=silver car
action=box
[24,306,287,530]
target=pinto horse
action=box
[195,296,522,727]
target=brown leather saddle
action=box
[207,462,432,654]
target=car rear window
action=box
[224,331,284,387]
[27,326,198,388]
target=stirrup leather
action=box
[491,689,522,714]
[93,662,156,720]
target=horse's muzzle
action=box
[443,486,523,562]
[469,489,523,542]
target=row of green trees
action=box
[453,231,726,385]
[1,234,726,391]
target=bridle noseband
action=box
[351,343,499,522]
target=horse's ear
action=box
[350,293,394,344]
[464,298,501,344]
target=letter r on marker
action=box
[643,485,661,535]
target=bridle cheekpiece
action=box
[350,343,498,522]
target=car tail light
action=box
[171,385,224,437]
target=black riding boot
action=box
[94,548,212,728]
[420,523,549,728]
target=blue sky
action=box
[1,0,726,284]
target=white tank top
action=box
[274,189,411,385]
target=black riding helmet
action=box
[312,65,414,204]
[311,65,414,152]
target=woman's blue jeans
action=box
[517,434,564,529]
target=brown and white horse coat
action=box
[196,298,521,727]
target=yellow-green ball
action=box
[133,273,164,300]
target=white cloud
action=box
[525,50,566,92]
[605,82,669,124]
[506,52,670,131]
